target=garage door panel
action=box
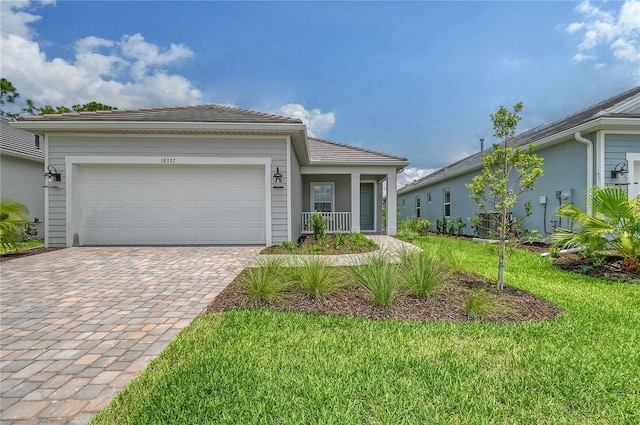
[79,164,266,245]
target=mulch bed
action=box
[205,269,562,324]
[553,254,640,283]
[0,247,63,262]
[261,234,378,255]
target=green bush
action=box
[294,257,342,299]
[242,258,291,304]
[352,253,403,307]
[280,241,298,251]
[399,218,431,235]
[333,230,347,249]
[401,250,449,298]
[552,187,640,272]
[311,211,327,243]
[464,289,496,321]
[348,233,375,250]
[0,198,30,253]
[436,217,466,236]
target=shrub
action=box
[333,230,347,249]
[281,241,298,251]
[0,198,30,253]
[399,218,431,235]
[311,211,327,243]
[552,187,640,272]
[348,233,375,250]
[242,257,291,304]
[465,288,513,321]
[396,230,419,242]
[352,253,403,307]
[465,289,497,321]
[436,217,466,236]
[401,251,450,298]
[294,257,342,299]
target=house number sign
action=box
[160,158,176,164]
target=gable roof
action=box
[399,86,640,194]
[11,105,407,169]
[15,104,303,124]
[308,137,408,166]
[0,119,43,161]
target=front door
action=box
[360,183,374,231]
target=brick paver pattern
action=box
[0,246,260,424]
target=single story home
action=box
[1,118,45,237]
[398,86,640,238]
[12,106,408,247]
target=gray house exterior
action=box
[0,119,45,237]
[12,106,407,247]
[398,87,640,238]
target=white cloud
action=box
[567,0,640,64]
[0,1,201,111]
[275,103,336,138]
[0,0,53,39]
[1,0,334,132]
[572,52,596,62]
[397,167,434,189]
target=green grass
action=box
[0,239,44,254]
[92,236,640,425]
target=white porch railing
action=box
[301,212,351,233]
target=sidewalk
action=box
[255,235,421,266]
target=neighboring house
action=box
[12,106,408,247]
[398,87,640,238]
[0,118,45,237]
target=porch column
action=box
[386,170,397,235]
[351,171,361,233]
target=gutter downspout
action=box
[574,132,593,215]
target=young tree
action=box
[467,103,544,289]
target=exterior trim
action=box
[597,131,605,188]
[64,156,272,247]
[286,136,292,241]
[44,134,50,248]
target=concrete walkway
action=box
[0,236,416,424]
[0,246,261,424]
[256,235,421,266]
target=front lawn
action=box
[92,236,640,424]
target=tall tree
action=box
[0,78,20,118]
[467,103,544,289]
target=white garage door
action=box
[79,164,266,245]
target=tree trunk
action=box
[497,240,505,290]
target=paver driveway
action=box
[0,246,260,424]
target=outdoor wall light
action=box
[610,162,628,179]
[273,167,284,189]
[44,165,61,187]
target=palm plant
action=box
[0,198,29,253]
[552,187,640,271]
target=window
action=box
[402,199,405,207]
[416,196,421,218]
[443,188,451,217]
[311,183,334,212]
[427,192,431,203]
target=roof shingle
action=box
[17,104,303,124]
[399,86,640,194]
[0,119,43,161]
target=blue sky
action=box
[2,0,638,186]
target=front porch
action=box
[299,167,398,236]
